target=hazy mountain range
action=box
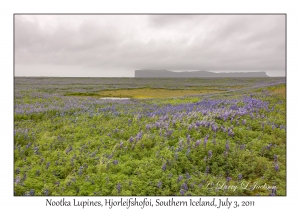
[135,70,269,78]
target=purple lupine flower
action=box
[270,187,277,196]
[107,154,113,160]
[157,181,162,188]
[120,141,123,148]
[179,189,185,195]
[33,145,39,155]
[136,132,143,141]
[186,148,190,156]
[15,168,20,174]
[208,150,212,159]
[212,138,216,146]
[215,124,218,132]
[129,136,134,143]
[116,183,121,194]
[212,124,218,132]
[240,144,246,150]
[204,135,209,144]
[222,126,227,133]
[166,130,173,136]
[238,174,243,181]
[29,189,35,196]
[204,136,208,149]
[275,163,279,172]
[155,122,160,128]
[174,153,178,160]
[242,119,246,125]
[55,181,60,186]
[46,162,50,170]
[272,125,275,130]
[205,166,210,175]
[228,129,234,137]
[177,175,183,182]
[226,177,232,183]
[172,120,177,126]
[26,142,33,149]
[113,160,119,165]
[274,155,278,162]
[14,175,20,184]
[187,135,191,144]
[190,183,195,188]
[206,121,210,128]
[178,139,183,147]
[162,163,166,171]
[78,166,84,175]
[226,140,230,151]
[195,140,201,147]
[186,172,191,179]
[44,189,49,196]
[266,143,272,150]
[181,182,188,191]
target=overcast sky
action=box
[15,14,285,77]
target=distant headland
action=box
[135,70,269,78]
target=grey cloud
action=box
[147,15,206,28]
[15,15,285,77]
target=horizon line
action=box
[14,76,286,78]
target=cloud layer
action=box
[15,15,285,77]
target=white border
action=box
[2,0,298,209]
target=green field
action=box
[67,88,226,99]
[14,77,286,196]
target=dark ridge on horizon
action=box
[135,70,269,78]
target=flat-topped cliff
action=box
[135,70,269,78]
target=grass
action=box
[98,88,225,99]
[270,85,286,98]
[66,88,225,99]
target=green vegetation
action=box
[14,77,286,196]
[67,88,225,99]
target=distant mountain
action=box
[135,70,269,78]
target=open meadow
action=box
[14,77,286,196]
